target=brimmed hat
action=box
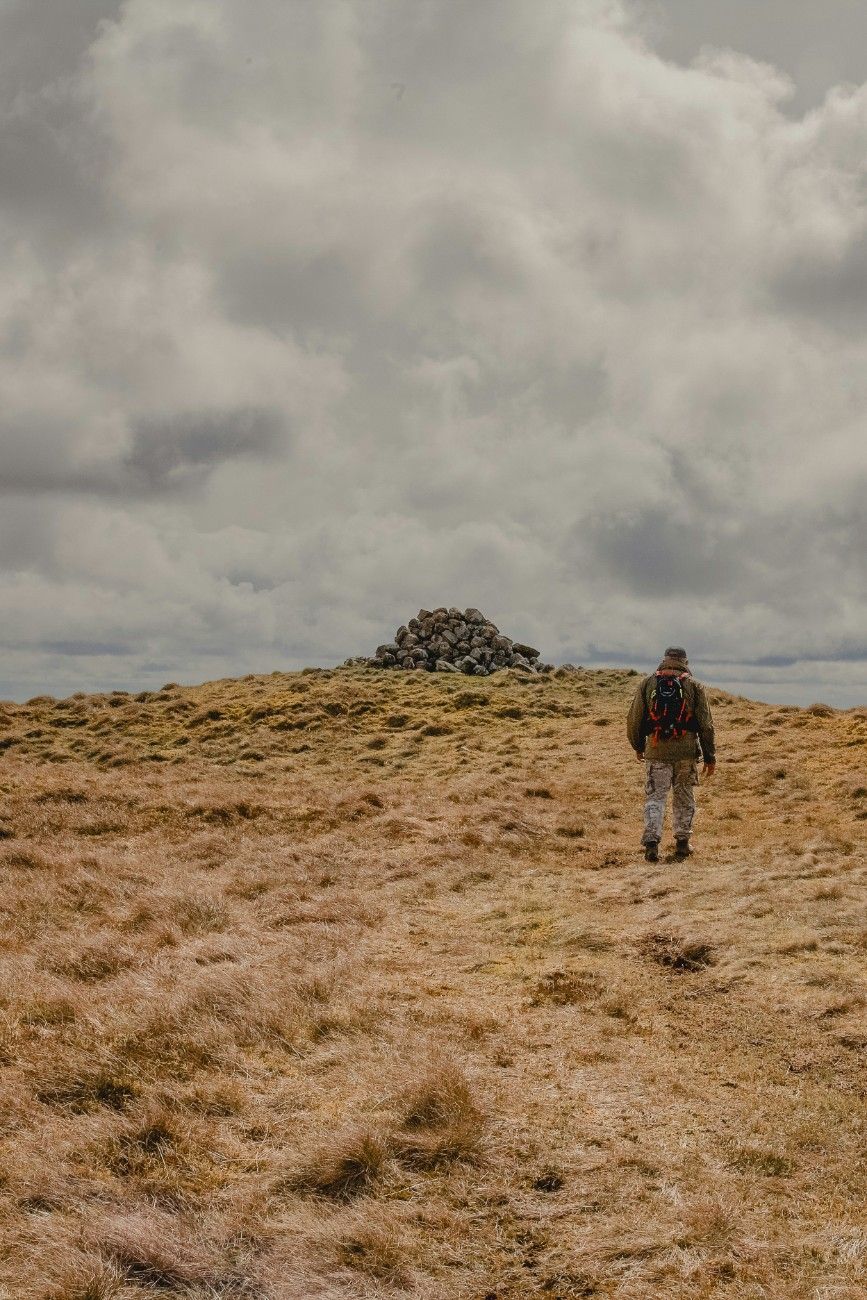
[664,646,688,663]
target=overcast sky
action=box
[1,0,865,706]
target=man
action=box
[626,647,716,863]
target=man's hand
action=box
[635,750,645,762]
[703,762,716,778]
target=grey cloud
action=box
[412,202,526,299]
[464,361,607,426]
[579,479,867,628]
[732,647,867,667]
[770,236,867,331]
[219,250,368,335]
[0,113,107,237]
[580,507,745,597]
[0,0,123,107]
[0,498,60,574]
[126,407,287,492]
[40,639,133,656]
[0,4,119,256]
[0,0,864,704]
[0,407,287,498]
[0,416,113,495]
[642,0,867,115]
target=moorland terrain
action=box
[0,665,865,1299]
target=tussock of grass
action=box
[290,1129,389,1201]
[46,1259,125,1300]
[531,968,604,1006]
[642,933,717,972]
[392,1063,485,1170]
[331,1220,408,1284]
[94,1211,235,1290]
[36,1069,138,1113]
[47,942,131,984]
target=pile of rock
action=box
[362,607,552,675]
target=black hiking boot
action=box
[674,837,691,861]
[644,841,659,863]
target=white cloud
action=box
[0,0,865,703]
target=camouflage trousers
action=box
[642,760,698,845]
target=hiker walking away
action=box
[626,647,716,863]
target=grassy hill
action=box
[0,665,865,1299]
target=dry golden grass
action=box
[0,664,865,1298]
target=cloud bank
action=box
[0,0,865,704]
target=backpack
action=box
[646,672,695,744]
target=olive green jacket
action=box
[626,671,716,764]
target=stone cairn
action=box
[357,607,553,676]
